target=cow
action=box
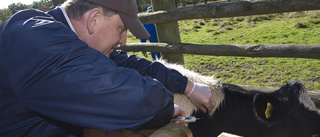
[160,60,320,137]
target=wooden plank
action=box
[84,123,192,137]
[118,43,320,59]
[139,0,320,24]
[84,128,156,137]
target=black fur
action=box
[188,81,320,137]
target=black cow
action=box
[188,81,320,137]
[160,60,320,137]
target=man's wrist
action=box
[184,79,195,95]
[187,83,196,97]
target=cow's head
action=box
[253,80,320,136]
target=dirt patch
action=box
[194,64,218,73]
[267,78,281,83]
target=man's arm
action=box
[110,50,188,94]
[110,50,216,113]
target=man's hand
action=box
[185,80,216,113]
[173,104,185,118]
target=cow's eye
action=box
[279,97,288,102]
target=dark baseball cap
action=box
[88,0,150,39]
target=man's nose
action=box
[119,30,127,46]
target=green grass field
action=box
[127,11,320,92]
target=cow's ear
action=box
[253,93,288,126]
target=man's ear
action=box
[253,93,288,126]
[86,8,103,34]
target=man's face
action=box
[88,13,127,57]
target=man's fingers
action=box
[202,102,214,114]
[211,98,216,110]
[196,104,205,113]
[173,104,186,118]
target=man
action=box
[0,0,215,136]
[140,6,161,61]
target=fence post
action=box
[151,0,184,64]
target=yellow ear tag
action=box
[265,102,273,119]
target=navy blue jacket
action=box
[0,7,187,137]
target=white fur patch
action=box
[157,59,224,116]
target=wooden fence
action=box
[119,0,320,59]
[121,43,320,59]
[117,0,320,107]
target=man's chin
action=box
[104,49,114,58]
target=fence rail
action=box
[139,0,320,24]
[118,43,320,59]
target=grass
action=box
[126,11,320,92]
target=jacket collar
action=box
[46,6,77,35]
[47,7,69,28]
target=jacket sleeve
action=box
[110,50,188,93]
[2,10,174,131]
